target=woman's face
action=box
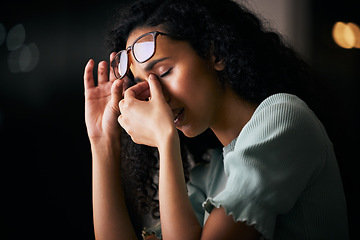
[126,27,225,137]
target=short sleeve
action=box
[203,94,328,240]
[188,149,227,226]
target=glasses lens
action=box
[118,50,128,78]
[133,33,155,63]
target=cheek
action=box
[164,69,192,98]
[164,59,220,110]
[172,72,215,113]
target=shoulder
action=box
[223,93,330,187]
[238,93,329,149]
[253,93,318,127]
[222,94,330,191]
[255,93,308,111]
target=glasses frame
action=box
[111,31,168,79]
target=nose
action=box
[161,83,171,103]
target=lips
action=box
[172,107,184,125]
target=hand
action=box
[118,74,176,148]
[84,53,125,143]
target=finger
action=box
[84,59,95,90]
[109,52,117,82]
[148,74,165,100]
[124,81,150,99]
[136,88,151,101]
[98,61,108,85]
[109,79,124,113]
[122,76,133,96]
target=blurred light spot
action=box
[21,43,40,72]
[332,22,360,49]
[7,24,26,51]
[8,43,40,73]
[8,47,22,73]
[0,23,6,46]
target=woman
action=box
[84,0,349,239]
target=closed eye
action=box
[160,67,173,78]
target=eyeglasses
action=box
[111,31,168,79]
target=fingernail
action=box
[149,74,156,81]
[116,80,123,88]
[87,59,92,66]
[110,52,116,60]
[100,61,107,69]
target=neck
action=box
[210,88,257,146]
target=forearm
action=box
[91,139,137,240]
[158,131,202,240]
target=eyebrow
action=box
[144,57,169,72]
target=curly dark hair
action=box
[107,0,316,236]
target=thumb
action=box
[109,79,123,113]
[148,74,165,101]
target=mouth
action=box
[172,107,184,125]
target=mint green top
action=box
[146,93,349,239]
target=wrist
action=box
[89,131,121,146]
[90,136,122,162]
[157,126,180,155]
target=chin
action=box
[178,125,207,138]
[182,132,198,138]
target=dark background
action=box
[1,0,359,239]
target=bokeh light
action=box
[20,43,40,72]
[3,24,40,73]
[332,21,360,49]
[8,43,40,73]
[6,24,26,51]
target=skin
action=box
[84,26,260,239]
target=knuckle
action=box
[119,115,130,130]
[126,100,134,108]
[130,135,140,144]
[122,100,134,110]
